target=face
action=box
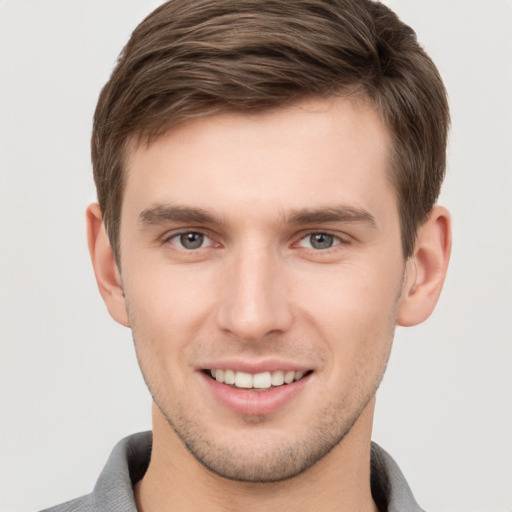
[118,97,407,482]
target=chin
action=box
[157,390,372,483]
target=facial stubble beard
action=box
[127,273,404,484]
[132,335,396,484]
[161,377,385,484]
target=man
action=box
[43,0,451,510]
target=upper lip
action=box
[198,358,314,374]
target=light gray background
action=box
[1,1,510,511]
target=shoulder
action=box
[38,494,93,512]
[370,442,426,512]
[37,432,152,512]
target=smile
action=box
[202,366,313,415]
[208,369,311,390]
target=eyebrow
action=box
[287,206,376,227]
[138,205,220,226]
[138,203,376,228]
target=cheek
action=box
[123,261,222,379]
[293,258,403,321]
[291,260,402,365]
[125,261,216,327]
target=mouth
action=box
[201,366,314,415]
[205,369,313,390]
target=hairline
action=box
[110,89,413,267]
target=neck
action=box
[135,399,378,512]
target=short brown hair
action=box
[92,0,449,261]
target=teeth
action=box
[284,370,295,384]
[224,369,236,385]
[235,371,252,389]
[209,369,308,389]
[253,372,271,389]
[271,370,284,386]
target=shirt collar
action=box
[91,432,424,512]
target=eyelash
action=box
[163,229,350,252]
[163,230,216,250]
[294,231,350,251]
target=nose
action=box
[215,245,293,342]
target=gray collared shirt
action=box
[40,431,425,512]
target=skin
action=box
[88,96,451,512]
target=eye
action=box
[298,232,341,250]
[168,231,212,250]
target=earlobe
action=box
[397,205,452,327]
[86,203,130,327]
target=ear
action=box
[86,203,130,327]
[397,205,452,326]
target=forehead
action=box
[122,96,395,225]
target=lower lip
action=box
[201,372,311,416]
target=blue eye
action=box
[169,232,210,250]
[299,233,340,250]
